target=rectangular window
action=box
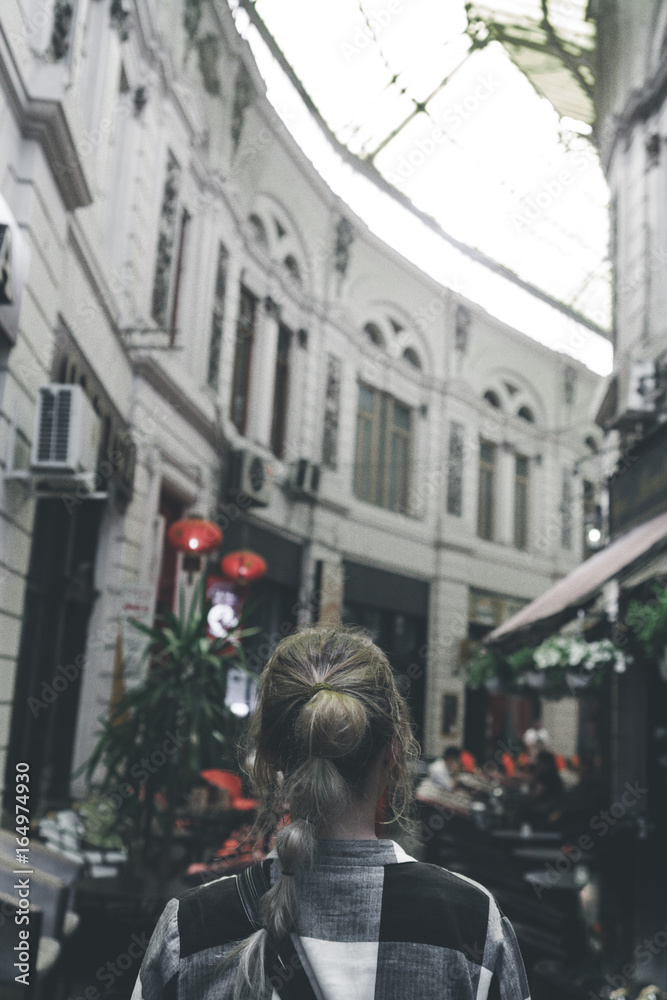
[477,440,496,540]
[561,470,573,549]
[270,324,291,458]
[322,354,342,469]
[446,421,464,516]
[151,150,182,328]
[353,384,412,514]
[169,207,191,340]
[230,286,256,434]
[514,455,529,550]
[206,242,228,390]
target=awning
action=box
[488,507,667,644]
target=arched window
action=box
[484,390,502,409]
[402,347,422,369]
[585,435,599,453]
[363,322,384,347]
[517,405,535,423]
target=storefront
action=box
[215,517,303,669]
[342,560,428,745]
[483,502,667,988]
[463,588,532,761]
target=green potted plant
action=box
[78,578,258,877]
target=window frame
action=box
[169,207,191,343]
[477,439,496,541]
[229,285,257,435]
[270,323,291,458]
[514,454,530,550]
[353,382,412,515]
[446,420,465,517]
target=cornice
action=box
[132,355,222,447]
[0,25,92,212]
[598,56,667,172]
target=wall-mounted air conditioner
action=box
[227,448,272,506]
[28,384,101,492]
[287,458,320,500]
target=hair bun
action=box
[295,687,367,760]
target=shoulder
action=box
[379,862,495,956]
[384,860,493,910]
[176,871,256,958]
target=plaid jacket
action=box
[131,838,531,1000]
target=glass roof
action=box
[468,1,596,124]
[229,0,611,374]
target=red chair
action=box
[200,770,258,811]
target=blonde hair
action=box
[230,625,419,1000]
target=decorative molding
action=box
[110,0,132,42]
[133,85,148,116]
[333,216,354,278]
[206,241,228,390]
[132,356,221,447]
[151,150,182,328]
[0,25,92,211]
[455,304,470,354]
[263,294,280,319]
[231,62,254,153]
[322,354,341,469]
[51,1,74,61]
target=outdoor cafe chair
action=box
[0,889,61,1000]
[0,857,67,943]
[0,831,81,940]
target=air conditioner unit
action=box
[29,384,101,492]
[287,458,321,500]
[227,448,272,506]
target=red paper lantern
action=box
[167,517,222,554]
[221,549,267,583]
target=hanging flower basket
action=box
[522,671,547,689]
[465,633,632,699]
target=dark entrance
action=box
[4,498,104,814]
[154,488,185,622]
[342,561,428,747]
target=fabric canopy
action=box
[489,507,667,644]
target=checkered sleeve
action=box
[130,898,180,1000]
[488,911,531,1000]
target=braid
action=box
[227,625,419,1000]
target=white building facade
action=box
[0,0,603,812]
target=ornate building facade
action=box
[0,0,602,812]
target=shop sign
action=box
[609,424,667,536]
[468,588,527,627]
[0,192,29,345]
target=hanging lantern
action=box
[167,517,223,579]
[167,517,223,554]
[221,549,267,584]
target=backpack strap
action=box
[236,862,320,1000]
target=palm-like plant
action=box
[80,578,258,875]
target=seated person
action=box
[428,746,462,790]
[521,749,565,825]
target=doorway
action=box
[4,498,104,813]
